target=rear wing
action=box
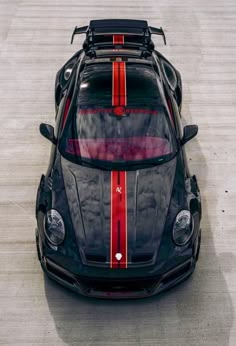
[71,19,166,49]
[71,25,88,42]
[149,26,166,45]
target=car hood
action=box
[61,156,177,267]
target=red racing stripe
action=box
[112,61,120,106]
[119,61,127,106]
[113,35,124,45]
[110,59,128,269]
[110,171,128,269]
[112,61,127,108]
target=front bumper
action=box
[36,221,200,299]
[40,255,195,299]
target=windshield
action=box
[59,106,176,168]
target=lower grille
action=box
[77,276,158,293]
[84,252,154,266]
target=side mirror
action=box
[181,125,198,145]
[39,123,56,144]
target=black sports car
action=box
[36,19,201,299]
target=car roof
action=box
[78,59,165,107]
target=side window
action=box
[55,52,81,107]
[152,52,162,78]
[162,83,176,130]
[161,60,177,91]
[59,63,74,89]
[166,96,175,128]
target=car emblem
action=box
[116,186,122,194]
[115,253,122,261]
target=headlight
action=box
[43,209,65,246]
[172,210,193,246]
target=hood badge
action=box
[116,186,122,194]
[115,253,122,261]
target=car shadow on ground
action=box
[44,134,234,345]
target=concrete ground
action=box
[0,0,236,345]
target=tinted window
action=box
[60,106,176,167]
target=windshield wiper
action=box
[79,159,112,170]
[74,152,177,171]
[121,153,176,168]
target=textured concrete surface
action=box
[0,0,236,345]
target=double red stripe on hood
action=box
[110,171,128,268]
[112,61,127,107]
